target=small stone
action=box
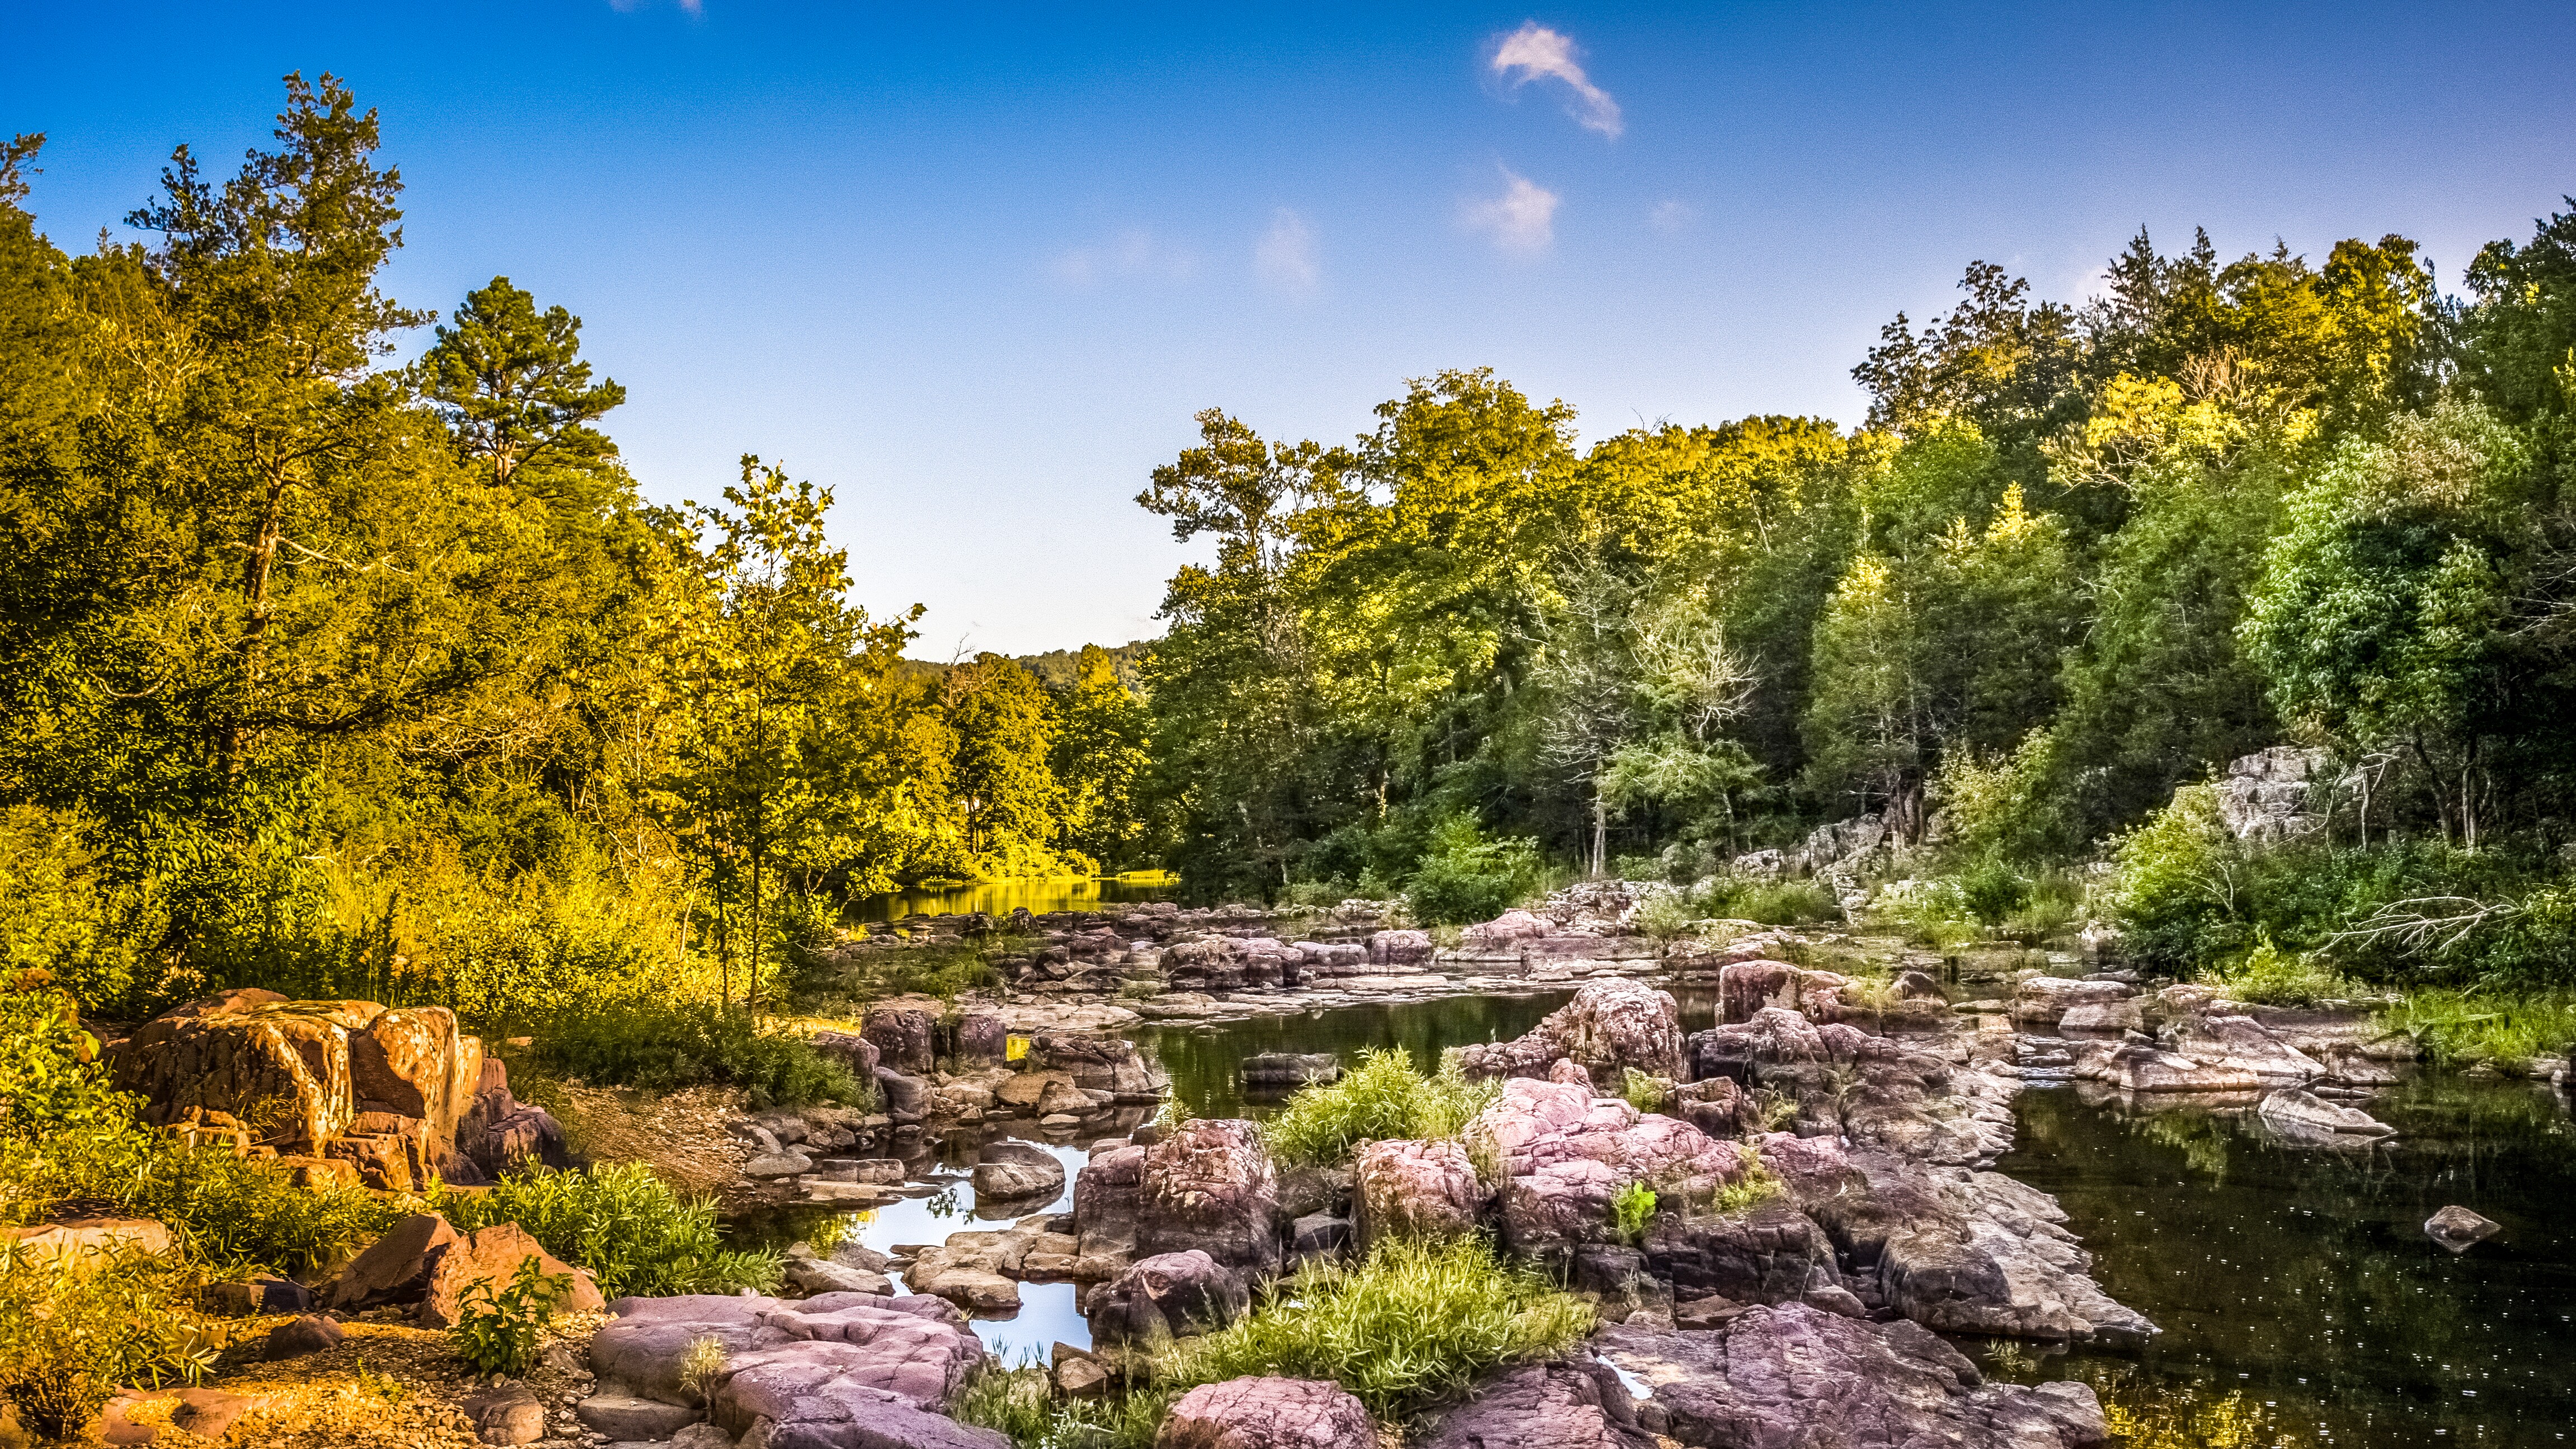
[265,1314,347,1359]
[172,1387,252,1441]
[1056,1354,1110,1399]
[742,1151,815,1179]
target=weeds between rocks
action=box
[520,999,867,1108]
[436,1162,781,1298]
[1260,1048,1498,1168]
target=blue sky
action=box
[12,2,2575,655]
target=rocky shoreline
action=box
[65,878,2499,1448]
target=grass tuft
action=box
[436,1162,781,1298]
[1260,1049,1498,1168]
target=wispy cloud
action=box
[1648,199,1696,234]
[1051,229,1199,287]
[609,0,702,15]
[1461,168,1559,255]
[1254,208,1320,295]
[1489,22,1621,139]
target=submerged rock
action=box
[2424,1205,2501,1252]
[2257,1089,2395,1141]
[1595,1306,2109,1448]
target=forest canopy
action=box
[7,76,2576,1014]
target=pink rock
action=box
[1354,1139,1487,1246]
[1465,1079,1752,1249]
[1142,1119,1282,1276]
[1158,1376,1375,1449]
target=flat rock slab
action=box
[1595,1306,2108,1448]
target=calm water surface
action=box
[732,987,2576,1445]
[1995,1076,2576,1446]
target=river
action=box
[735,987,2576,1442]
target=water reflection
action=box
[1995,1076,2576,1446]
[1135,991,1573,1120]
[852,874,1178,925]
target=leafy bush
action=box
[1261,1050,1497,1168]
[1405,818,1545,927]
[438,1163,781,1298]
[1632,890,1696,942]
[2207,939,2355,1006]
[450,1256,572,1377]
[527,1000,867,1108]
[1159,1234,1593,1423]
[1873,878,1977,949]
[1610,1182,1657,1244]
[1958,855,2030,928]
[2108,785,2250,970]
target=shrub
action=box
[1631,890,1696,942]
[450,1256,572,1377]
[438,1163,781,1298]
[678,1334,730,1405]
[952,1366,1174,1449]
[527,1000,866,1108]
[1405,818,1545,927]
[2108,786,2249,970]
[1958,855,2030,928]
[2206,939,2354,1006]
[1610,1182,1657,1243]
[0,1241,226,1437]
[2378,989,2576,1066]
[1874,878,1977,949]
[1261,1050,1497,1167]
[1158,1234,1593,1423]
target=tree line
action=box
[0,78,1153,1018]
[1135,192,2576,979]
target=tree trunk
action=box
[217,459,293,782]
[1591,791,1607,879]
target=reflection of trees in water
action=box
[1132,992,1571,1118]
[2088,1375,2311,1449]
[2001,1083,2576,1442]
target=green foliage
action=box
[1609,1182,1657,1243]
[1618,1069,1670,1116]
[2206,940,2355,1007]
[677,1334,731,1405]
[1957,855,2030,928]
[437,1163,781,1299]
[1259,1049,1497,1168]
[2377,989,2576,1066]
[1705,1148,1785,1215]
[2107,786,2248,971]
[952,1366,1174,1449]
[1405,818,1544,927]
[1157,1234,1593,1424]
[525,1001,866,1108]
[449,1255,572,1378]
[0,1243,225,1438]
[1631,890,1696,941]
[1691,874,1842,926]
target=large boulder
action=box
[2010,976,2133,1028]
[1463,1078,1756,1250]
[1086,1250,1250,1349]
[863,1009,938,1076]
[1353,1138,1487,1247]
[1072,1144,1146,1258]
[1418,1354,1657,1449]
[1157,1376,1374,1449]
[348,1006,483,1151]
[1139,1119,1283,1277]
[1367,930,1434,967]
[948,1012,1010,1069]
[1456,980,1686,1089]
[1593,1306,2109,1448]
[419,1223,605,1327]
[810,1031,882,1079]
[2163,1015,2325,1084]
[972,1141,1068,1203]
[1026,1034,1169,1102]
[328,1212,459,1311]
[591,1292,986,1415]
[111,994,378,1148]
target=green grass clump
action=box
[1610,1182,1657,1243]
[0,1243,227,1437]
[1159,1234,1593,1423]
[1260,1049,1498,1168]
[1694,875,1843,928]
[951,1366,1174,1449]
[2378,989,2576,1067]
[1704,1147,1785,1215]
[526,1000,867,1108]
[2203,940,2358,1007]
[438,1163,781,1298]
[1619,1068,1670,1114]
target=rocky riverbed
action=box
[61,879,2576,1447]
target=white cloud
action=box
[1489,22,1622,139]
[1254,208,1320,295]
[1051,229,1199,287]
[1461,169,1559,255]
[1648,199,1696,234]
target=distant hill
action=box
[896,639,1157,693]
